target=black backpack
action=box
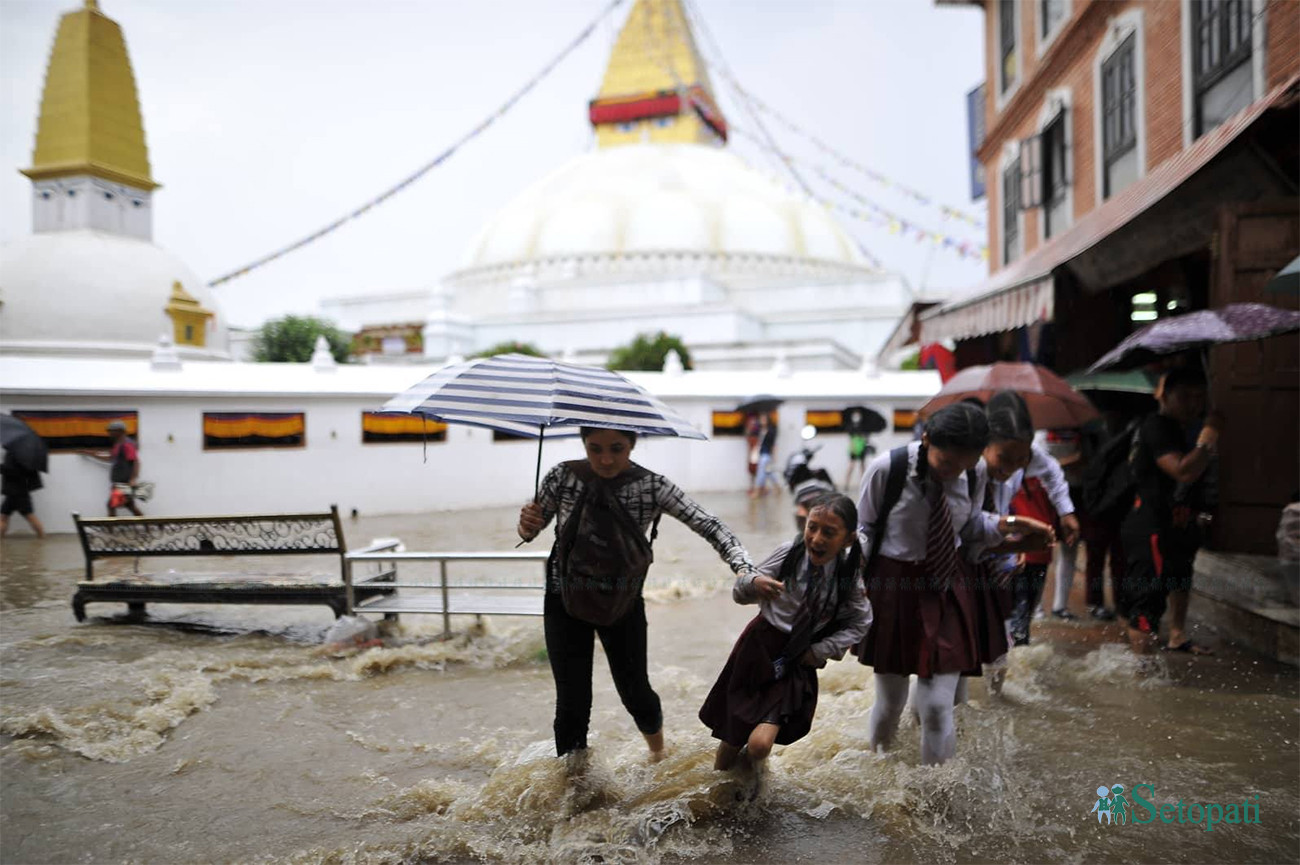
[1081,418,1143,520]
[554,460,662,627]
[865,446,976,569]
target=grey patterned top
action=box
[528,461,758,591]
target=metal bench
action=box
[71,507,396,622]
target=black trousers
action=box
[1009,563,1049,644]
[543,592,663,756]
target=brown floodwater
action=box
[1,493,1297,864]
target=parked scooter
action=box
[784,426,836,532]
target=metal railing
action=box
[343,548,549,636]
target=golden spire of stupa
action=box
[22,1,157,190]
[588,0,727,148]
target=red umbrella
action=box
[919,362,1099,429]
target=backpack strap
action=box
[867,446,910,567]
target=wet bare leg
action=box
[745,723,779,767]
[714,741,741,771]
[643,728,665,762]
[0,515,8,537]
[25,514,45,538]
[1166,590,1188,647]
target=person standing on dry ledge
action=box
[1120,368,1220,656]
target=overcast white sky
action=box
[0,0,989,328]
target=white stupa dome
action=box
[462,144,866,269]
[0,230,229,359]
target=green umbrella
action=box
[1065,369,1156,394]
[1265,255,1300,296]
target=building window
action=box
[361,411,447,444]
[892,409,918,433]
[1041,0,1067,39]
[1101,33,1138,199]
[10,410,138,451]
[804,410,846,434]
[999,0,1019,95]
[1191,0,1254,137]
[711,411,747,437]
[203,412,305,450]
[1041,111,1070,237]
[1002,157,1021,265]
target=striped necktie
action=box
[924,481,960,591]
[780,560,827,675]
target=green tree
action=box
[606,332,692,371]
[250,315,352,363]
[469,341,545,359]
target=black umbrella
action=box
[843,405,887,434]
[1,414,48,474]
[736,395,784,415]
[1088,303,1300,372]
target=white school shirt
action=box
[855,441,1002,563]
[986,444,1075,517]
[732,541,873,663]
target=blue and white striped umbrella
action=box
[384,354,706,495]
[384,353,706,439]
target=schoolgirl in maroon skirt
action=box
[855,403,1054,765]
[700,493,872,771]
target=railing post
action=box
[439,559,451,638]
[343,556,355,616]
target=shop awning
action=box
[918,74,1299,345]
[919,276,1053,344]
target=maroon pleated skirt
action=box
[856,556,1008,677]
[699,615,819,748]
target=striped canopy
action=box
[383,354,707,440]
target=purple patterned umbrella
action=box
[1088,303,1300,372]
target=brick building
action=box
[922,0,1297,554]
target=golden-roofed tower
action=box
[0,0,229,360]
[21,0,158,240]
[588,0,727,147]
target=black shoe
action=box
[1090,606,1116,621]
[1011,633,1029,647]
[1051,608,1078,621]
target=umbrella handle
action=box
[516,426,546,549]
[534,425,545,499]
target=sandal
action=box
[1164,640,1214,655]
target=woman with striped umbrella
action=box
[386,354,761,764]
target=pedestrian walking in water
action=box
[699,492,871,773]
[0,448,46,538]
[751,414,780,497]
[517,427,758,763]
[79,420,143,516]
[855,403,1053,765]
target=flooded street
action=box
[2,493,1297,864]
